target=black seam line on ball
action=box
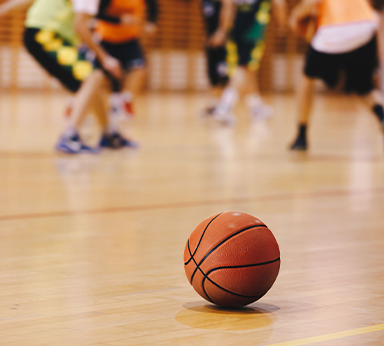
[201,258,280,300]
[184,212,223,266]
[189,224,267,285]
[205,257,281,276]
[202,274,265,299]
[187,239,217,304]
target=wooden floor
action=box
[0,91,384,346]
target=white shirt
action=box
[71,0,101,16]
[311,21,378,54]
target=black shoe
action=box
[290,136,308,151]
[100,132,138,149]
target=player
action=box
[289,0,384,151]
[73,0,156,151]
[200,0,233,116]
[101,0,159,119]
[0,0,134,153]
[212,0,287,125]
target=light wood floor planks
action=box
[0,91,384,345]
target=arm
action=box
[74,12,123,79]
[145,0,158,24]
[289,0,320,34]
[273,0,288,31]
[208,0,235,47]
[0,0,33,17]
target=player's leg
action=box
[202,46,228,116]
[346,37,384,133]
[290,75,315,151]
[56,70,107,154]
[109,40,146,120]
[290,46,338,151]
[95,40,139,149]
[23,27,99,153]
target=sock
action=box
[64,98,74,118]
[245,94,263,109]
[122,91,132,102]
[62,125,78,139]
[207,96,220,109]
[216,87,238,114]
[297,124,307,139]
[107,119,119,134]
[109,93,121,113]
[373,104,384,122]
[121,91,134,115]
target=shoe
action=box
[212,107,236,126]
[99,132,139,149]
[200,106,216,118]
[290,135,308,151]
[249,104,273,121]
[55,134,99,154]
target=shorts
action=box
[304,36,378,95]
[23,28,93,93]
[206,46,228,87]
[95,39,145,92]
[228,0,271,71]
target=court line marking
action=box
[265,323,384,346]
[0,187,383,222]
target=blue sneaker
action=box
[55,134,99,154]
[99,132,139,149]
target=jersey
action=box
[95,0,145,43]
[317,0,376,28]
[311,0,377,53]
[201,0,222,36]
[25,0,77,44]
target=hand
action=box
[102,55,123,80]
[121,14,140,25]
[144,22,157,35]
[207,28,227,47]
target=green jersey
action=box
[25,0,76,44]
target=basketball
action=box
[184,211,280,308]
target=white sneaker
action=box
[249,103,273,121]
[212,107,236,126]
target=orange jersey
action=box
[317,0,376,28]
[96,0,145,43]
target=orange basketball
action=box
[184,211,280,308]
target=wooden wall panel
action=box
[0,0,305,92]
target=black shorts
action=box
[304,36,378,95]
[95,39,145,92]
[23,28,93,93]
[206,46,228,87]
[229,0,271,70]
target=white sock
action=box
[121,91,132,103]
[245,94,263,109]
[208,96,220,109]
[216,87,238,114]
[62,125,77,139]
[109,93,121,110]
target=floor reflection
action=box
[175,301,278,332]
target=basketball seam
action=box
[205,257,281,275]
[189,224,267,285]
[187,239,216,304]
[201,258,280,299]
[184,212,223,266]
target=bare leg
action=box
[67,70,107,129]
[290,75,315,151]
[125,67,146,97]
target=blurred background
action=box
[0,0,312,93]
